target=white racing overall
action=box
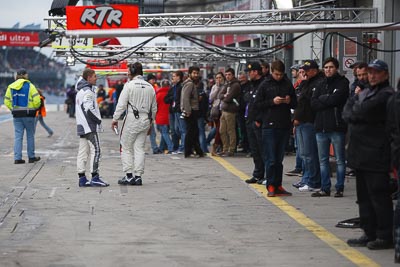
[113,76,157,176]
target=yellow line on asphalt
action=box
[211,155,380,267]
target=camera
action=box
[356,80,367,90]
[180,111,188,119]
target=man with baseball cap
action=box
[292,60,323,192]
[243,62,266,185]
[344,59,394,250]
[245,62,262,72]
[4,69,41,164]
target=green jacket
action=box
[4,79,41,113]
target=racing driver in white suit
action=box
[111,62,157,186]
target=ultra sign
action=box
[66,5,139,30]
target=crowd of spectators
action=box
[0,48,67,97]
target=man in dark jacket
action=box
[311,57,349,197]
[218,68,241,156]
[243,62,265,184]
[343,59,394,250]
[293,60,323,193]
[164,71,185,153]
[388,78,400,263]
[254,60,297,197]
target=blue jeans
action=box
[261,128,290,187]
[157,124,174,152]
[206,126,216,145]
[13,117,36,160]
[174,112,186,152]
[197,117,209,153]
[35,115,53,136]
[316,132,346,192]
[294,129,303,171]
[169,113,179,151]
[149,123,159,153]
[296,123,321,188]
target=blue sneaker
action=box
[90,175,110,187]
[79,176,91,187]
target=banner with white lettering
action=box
[66,5,139,30]
[0,31,40,47]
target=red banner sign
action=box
[0,31,40,47]
[66,5,139,30]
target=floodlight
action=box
[274,0,294,9]
[38,30,58,48]
[49,0,79,16]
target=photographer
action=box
[181,66,204,158]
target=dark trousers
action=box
[246,121,264,179]
[262,128,290,187]
[355,169,393,240]
[184,110,203,157]
[237,113,248,152]
[395,177,400,255]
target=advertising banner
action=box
[0,31,40,47]
[66,5,139,30]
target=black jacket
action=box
[311,73,349,133]
[343,80,394,172]
[386,90,400,169]
[164,81,183,113]
[253,75,297,129]
[239,81,251,114]
[244,77,264,122]
[293,72,325,124]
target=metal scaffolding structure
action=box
[42,7,400,64]
[57,45,264,64]
[46,8,380,37]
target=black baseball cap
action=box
[244,62,262,72]
[302,60,319,71]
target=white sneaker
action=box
[262,179,266,185]
[299,184,320,192]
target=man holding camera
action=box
[181,66,204,158]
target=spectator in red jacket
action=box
[156,80,174,153]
